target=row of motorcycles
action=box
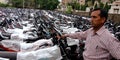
[0,7,119,60]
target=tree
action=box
[35,0,59,10]
[80,4,87,11]
[10,0,59,10]
[104,2,111,12]
[100,2,104,8]
[11,0,23,8]
[75,3,80,10]
[0,2,10,7]
[67,0,80,10]
[91,0,95,5]
[24,0,35,8]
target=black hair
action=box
[91,8,108,21]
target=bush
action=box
[80,5,87,11]
[0,2,10,7]
[65,6,73,14]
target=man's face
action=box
[90,10,105,28]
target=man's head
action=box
[90,8,108,28]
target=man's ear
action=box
[102,17,106,23]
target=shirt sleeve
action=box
[64,31,87,40]
[107,36,120,59]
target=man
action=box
[61,8,120,60]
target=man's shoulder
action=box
[86,27,93,32]
[104,29,119,41]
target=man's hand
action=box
[61,35,67,39]
[55,33,61,40]
[55,33,68,40]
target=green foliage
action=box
[67,0,88,11]
[94,2,111,12]
[11,0,23,8]
[74,3,80,10]
[104,3,111,12]
[10,0,36,8]
[91,0,95,4]
[67,2,76,9]
[11,0,36,8]
[9,0,59,10]
[67,0,78,10]
[80,5,87,11]
[98,0,101,3]
[24,0,35,8]
[100,2,104,8]
[0,2,10,7]
[35,0,59,10]
[65,6,72,14]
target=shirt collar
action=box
[91,26,106,36]
[96,26,106,36]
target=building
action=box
[109,0,120,14]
